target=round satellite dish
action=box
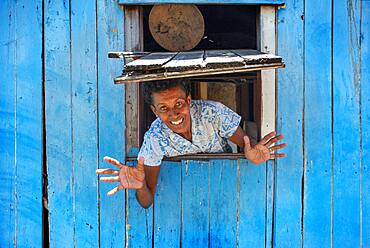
[149,4,205,52]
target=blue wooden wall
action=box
[1,0,369,247]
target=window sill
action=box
[126,153,246,162]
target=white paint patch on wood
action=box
[126,52,178,71]
[259,6,276,136]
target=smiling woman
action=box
[138,78,245,165]
[135,78,286,168]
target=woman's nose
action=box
[169,108,179,117]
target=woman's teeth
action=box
[170,118,184,125]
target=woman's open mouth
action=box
[170,117,184,126]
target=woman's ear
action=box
[186,95,191,104]
[150,105,158,116]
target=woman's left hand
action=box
[244,131,286,164]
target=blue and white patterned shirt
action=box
[138,100,241,166]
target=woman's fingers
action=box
[137,157,145,172]
[270,153,286,159]
[259,131,276,145]
[269,143,287,152]
[96,168,119,175]
[99,176,120,182]
[264,134,284,147]
[107,185,124,196]
[103,156,124,169]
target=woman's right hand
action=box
[96,156,146,196]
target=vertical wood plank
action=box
[361,1,370,246]
[154,162,181,248]
[15,0,43,246]
[260,6,276,136]
[127,162,153,248]
[71,0,99,246]
[124,6,142,154]
[275,1,304,247]
[259,7,276,247]
[332,1,361,247]
[97,1,126,247]
[361,2,370,247]
[209,160,237,248]
[127,191,153,248]
[303,0,333,247]
[265,160,274,248]
[0,1,16,247]
[181,160,209,247]
[44,0,74,247]
[238,159,266,247]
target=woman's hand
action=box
[244,132,286,164]
[96,156,146,196]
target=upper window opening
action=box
[143,5,258,52]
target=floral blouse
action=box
[138,100,241,166]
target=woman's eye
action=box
[159,107,168,112]
[175,101,184,108]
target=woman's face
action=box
[150,86,192,137]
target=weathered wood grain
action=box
[14,0,43,246]
[108,51,149,59]
[275,0,304,246]
[181,160,209,247]
[70,0,99,247]
[303,0,333,247]
[209,160,238,247]
[204,50,245,69]
[97,0,126,247]
[361,2,370,247]
[259,6,277,137]
[265,160,274,248]
[163,50,205,72]
[259,7,277,247]
[232,49,282,65]
[124,6,143,155]
[2,1,370,248]
[333,1,361,247]
[125,52,178,71]
[0,1,16,247]
[238,159,266,247]
[119,49,284,83]
[127,162,153,248]
[44,0,74,247]
[116,64,284,84]
[119,0,285,5]
[154,162,181,247]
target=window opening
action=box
[139,5,261,150]
[118,5,281,160]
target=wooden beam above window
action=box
[119,0,285,5]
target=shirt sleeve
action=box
[211,101,242,138]
[137,133,164,166]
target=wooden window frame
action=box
[119,0,284,5]
[123,5,277,160]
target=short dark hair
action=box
[143,79,191,105]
